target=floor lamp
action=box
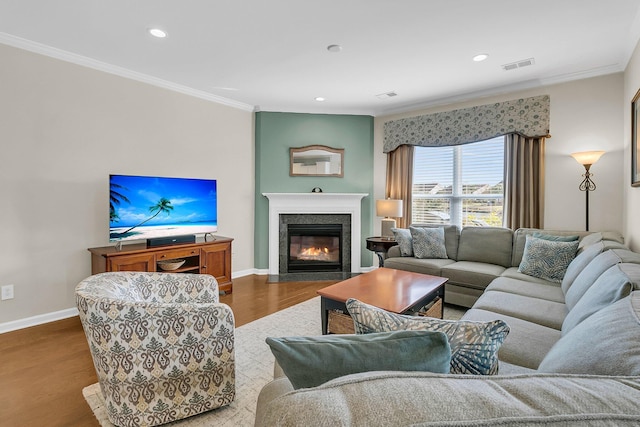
[570,150,605,231]
[376,199,403,240]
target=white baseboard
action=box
[0,307,79,334]
[0,267,371,334]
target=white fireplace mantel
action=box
[263,193,368,275]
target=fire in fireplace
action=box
[287,224,342,272]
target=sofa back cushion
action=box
[562,263,640,335]
[564,249,640,310]
[560,242,605,294]
[538,291,640,375]
[456,226,513,267]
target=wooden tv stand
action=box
[88,236,233,293]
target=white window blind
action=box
[412,137,504,227]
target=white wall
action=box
[0,44,254,328]
[624,39,640,251]
[373,73,624,235]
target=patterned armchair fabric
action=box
[76,272,235,427]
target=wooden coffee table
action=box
[317,267,448,334]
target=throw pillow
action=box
[410,226,447,259]
[265,330,451,389]
[391,228,413,256]
[532,232,579,242]
[345,298,510,375]
[518,235,579,283]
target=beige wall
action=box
[624,40,640,251]
[0,44,254,328]
[373,73,624,235]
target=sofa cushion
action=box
[456,226,513,268]
[500,267,562,286]
[517,235,579,283]
[472,290,567,330]
[462,308,562,370]
[346,298,509,375]
[485,276,565,303]
[391,228,413,256]
[410,226,448,259]
[441,261,506,290]
[564,249,640,310]
[562,263,640,335]
[382,257,455,277]
[560,241,605,294]
[265,330,451,389]
[539,292,640,375]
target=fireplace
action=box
[287,224,342,272]
[263,192,367,275]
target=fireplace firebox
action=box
[287,224,342,272]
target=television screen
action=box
[109,174,218,242]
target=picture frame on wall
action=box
[632,88,640,187]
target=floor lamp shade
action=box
[376,199,403,239]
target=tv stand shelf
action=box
[88,237,233,293]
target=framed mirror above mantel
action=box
[290,145,344,177]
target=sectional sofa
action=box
[255,227,640,425]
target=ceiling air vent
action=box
[502,57,535,71]
[376,91,398,100]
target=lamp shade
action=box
[570,151,605,166]
[376,199,403,218]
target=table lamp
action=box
[376,199,403,240]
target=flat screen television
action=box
[109,174,217,243]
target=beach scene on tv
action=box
[109,174,218,242]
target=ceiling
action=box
[1,1,640,116]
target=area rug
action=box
[83,297,465,427]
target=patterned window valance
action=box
[383,95,550,153]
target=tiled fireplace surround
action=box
[263,193,368,276]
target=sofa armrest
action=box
[255,371,640,426]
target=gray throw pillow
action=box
[391,228,413,256]
[518,235,579,283]
[410,226,447,259]
[346,298,509,375]
[266,330,451,389]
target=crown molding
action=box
[0,32,256,112]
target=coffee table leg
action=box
[321,297,328,335]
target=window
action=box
[412,137,504,227]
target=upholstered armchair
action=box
[76,272,235,427]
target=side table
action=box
[366,236,397,267]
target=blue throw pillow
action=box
[518,235,579,283]
[266,330,451,389]
[346,298,509,375]
[532,232,579,242]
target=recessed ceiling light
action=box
[148,28,167,38]
[315,97,326,102]
[327,44,342,53]
[473,53,489,62]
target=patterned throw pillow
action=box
[346,298,510,375]
[391,228,413,256]
[518,235,579,283]
[410,226,447,259]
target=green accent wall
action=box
[255,112,374,270]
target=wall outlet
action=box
[1,284,14,300]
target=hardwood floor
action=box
[0,275,336,427]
